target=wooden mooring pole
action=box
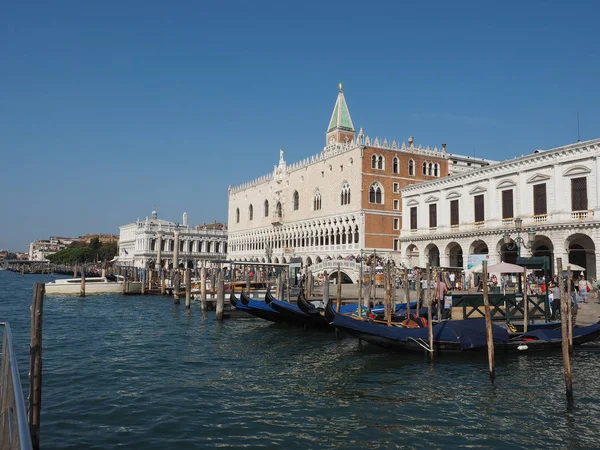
[200,265,207,311]
[185,267,192,309]
[160,268,166,295]
[336,264,342,313]
[216,271,224,321]
[323,270,329,307]
[80,264,85,298]
[557,258,574,405]
[404,269,411,319]
[385,261,392,326]
[29,282,44,450]
[522,268,528,333]
[567,268,574,355]
[482,260,496,383]
[173,270,180,305]
[357,262,363,318]
[426,265,434,361]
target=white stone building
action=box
[399,138,600,279]
[227,85,494,281]
[28,238,67,261]
[118,211,228,269]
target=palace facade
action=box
[227,85,493,278]
[399,138,600,279]
[118,211,228,269]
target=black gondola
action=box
[238,289,282,323]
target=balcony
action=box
[533,214,547,223]
[271,212,284,226]
[571,210,593,220]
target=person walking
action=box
[578,275,589,304]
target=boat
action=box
[238,290,282,323]
[44,276,142,295]
[264,287,322,327]
[229,291,251,311]
[325,300,600,354]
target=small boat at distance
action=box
[45,276,142,295]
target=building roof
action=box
[327,83,354,133]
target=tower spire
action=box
[326,83,355,145]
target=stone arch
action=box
[531,235,554,274]
[328,268,353,284]
[281,257,287,264]
[273,257,279,264]
[305,256,313,266]
[566,233,596,279]
[445,242,464,268]
[469,239,489,255]
[424,243,440,267]
[496,237,518,264]
[315,256,322,264]
[405,244,419,267]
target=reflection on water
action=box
[2,272,600,449]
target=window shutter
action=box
[410,207,417,230]
[533,184,547,215]
[450,200,459,225]
[429,204,437,228]
[501,190,514,219]
[474,195,485,222]
[571,177,588,211]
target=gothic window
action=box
[264,200,269,217]
[571,177,588,211]
[428,163,433,176]
[501,190,514,219]
[410,207,417,230]
[429,204,437,228]
[422,162,427,175]
[293,191,299,211]
[474,194,485,223]
[313,191,322,211]
[450,199,459,226]
[342,227,347,244]
[369,182,383,204]
[276,202,282,218]
[151,239,156,251]
[236,208,240,223]
[354,226,359,243]
[393,157,399,174]
[533,184,547,215]
[377,155,384,170]
[223,242,227,254]
[336,229,341,244]
[249,204,254,221]
[434,163,439,177]
[409,159,415,176]
[341,182,351,205]
[371,155,377,169]
[160,239,165,251]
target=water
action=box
[2,271,600,449]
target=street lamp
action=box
[503,217,536,257]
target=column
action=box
[156,235,162,270]
[554,163,563,220]
[173,230,180,269]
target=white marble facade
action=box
[399,139,600,279]
[118,211,227,268]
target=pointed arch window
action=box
[371,155,377,169]
[341,182,351,205]
[434,163,439,177]
[276,202,282,218]
[293,191,299,211]
[236,208,240,223]
[249,204,253,221]
[409,159,415,176]
[369,182,383,204]
[377,155,384,170]
[313,191,322,211]
[428,163,433,176]
[422,162,428,175]
[393,157,399,174]
[264,200,269,217]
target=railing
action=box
[0,322,33,450]
[533,214,547,223]
[502,218,514,226]
[571,210,593,220]
[473,221,485,229]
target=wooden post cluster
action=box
[29,282,44,450]
[482,260,496,383]
[173,270,180,304]
[557,258,574,405]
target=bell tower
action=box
[326,83,355,145]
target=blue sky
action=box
[1,1,599,251]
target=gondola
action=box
[264,287,324,327]
[229,291,251,311]
[325,298,600,354]
[237,289,282,323]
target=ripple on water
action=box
[3,272,600,449]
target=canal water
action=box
[2,271,600,449]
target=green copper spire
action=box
[327,83,355,133]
